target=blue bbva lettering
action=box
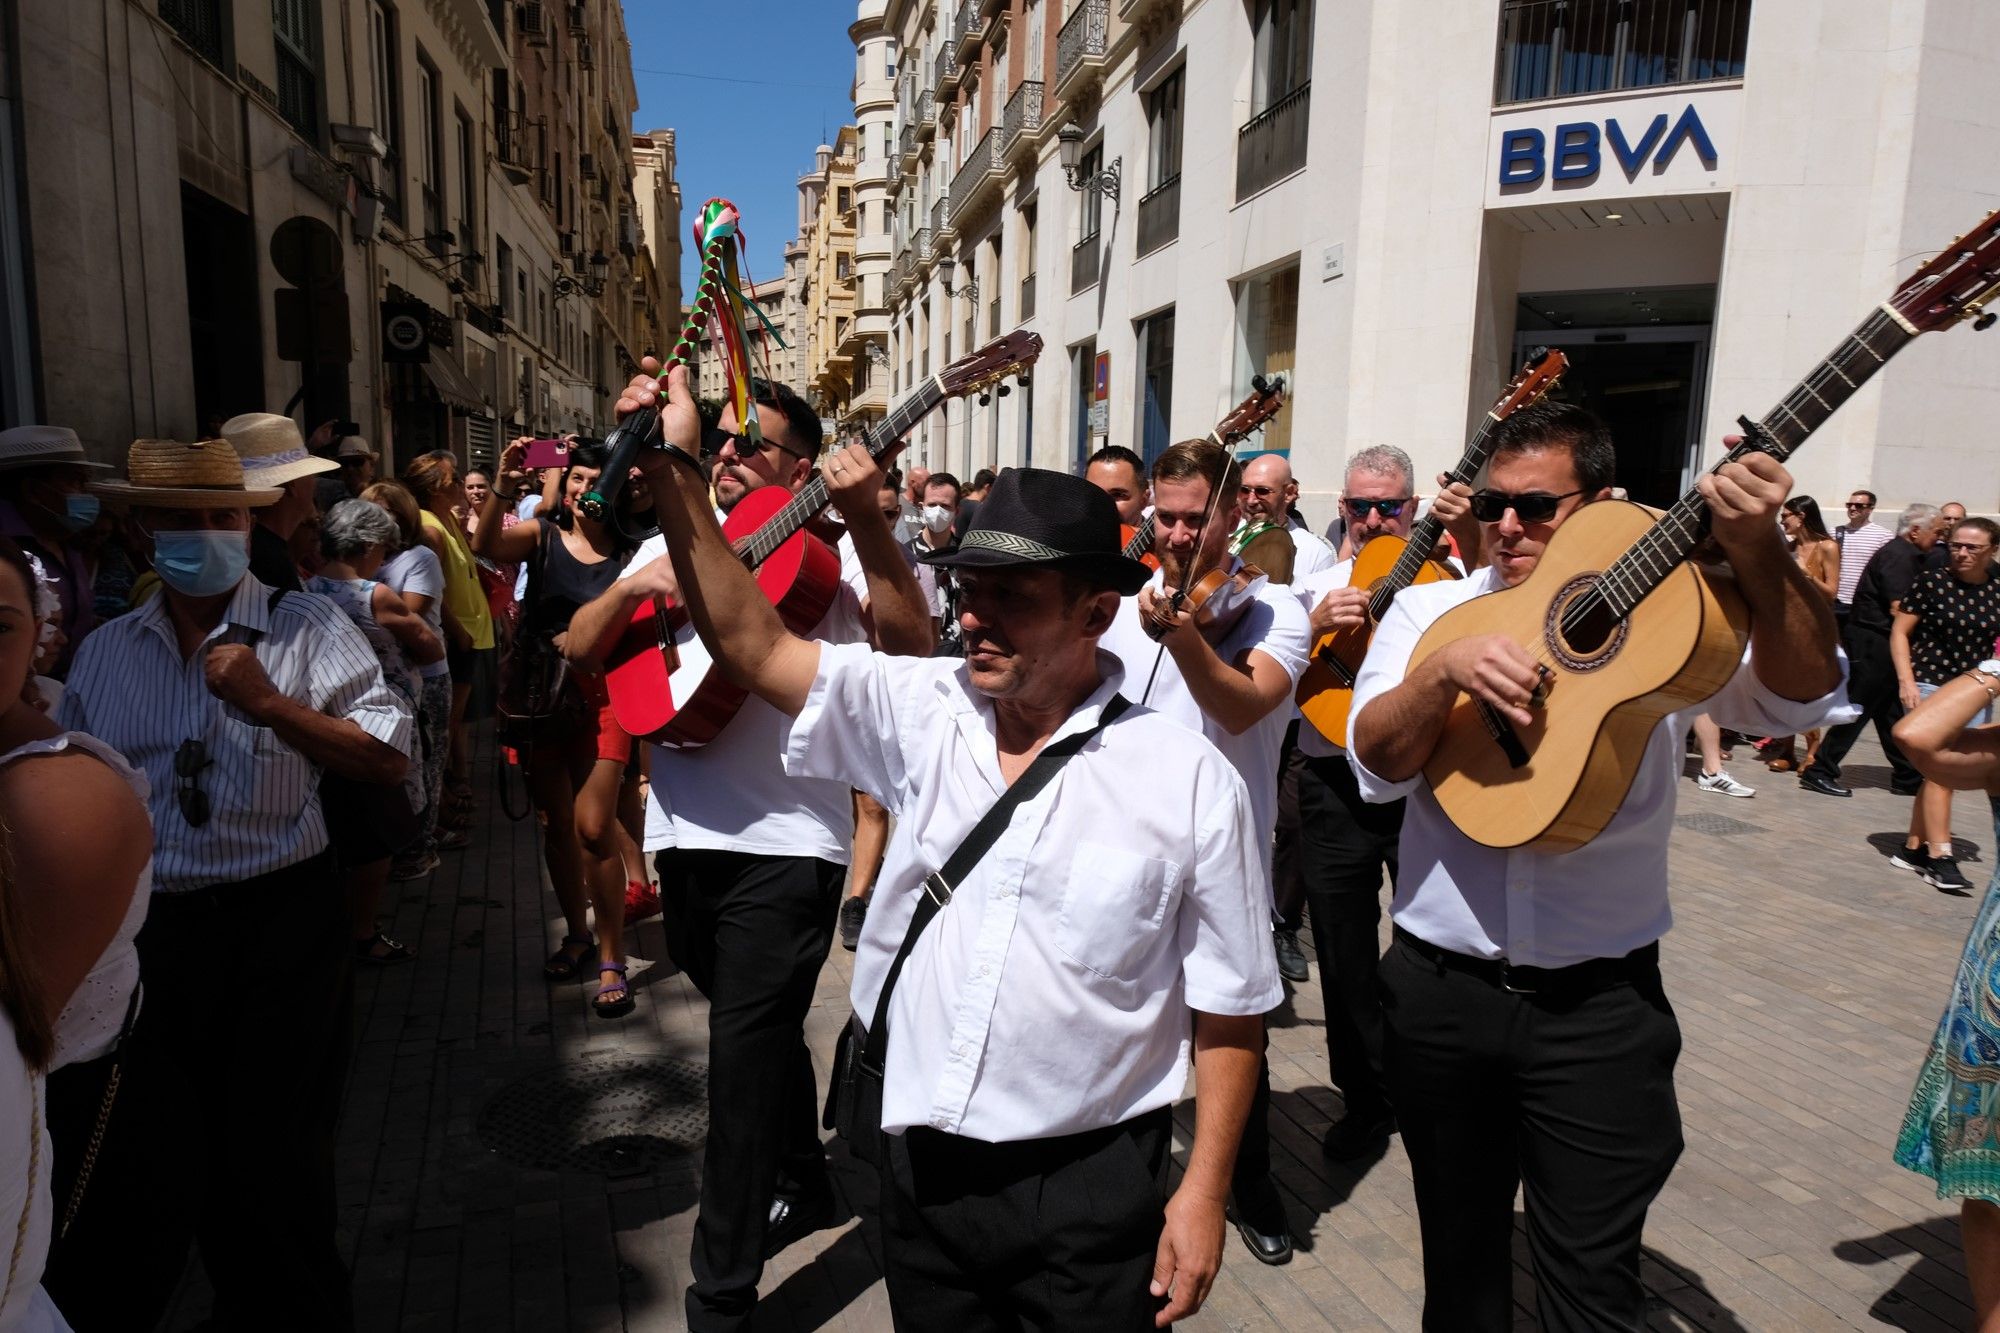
[1499,105,1717,186]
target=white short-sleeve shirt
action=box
[784,645,1282,1141]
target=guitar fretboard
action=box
[1123,513,1155,560]
[1365,415,1505,620]
[734,376,949,569]
[1584,305,1916,625]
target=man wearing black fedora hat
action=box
[619,360,1279,1330]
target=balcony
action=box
[915,89,937,141]
[931,196,952,246]
[954,0,980,58]
[915,227,933,264]
[1236,82,1310,202]
[1019,271,1036,322]
[1136,172,1180,257]
[1070,233,1100,293]
[899,124,918,170]
[1055,0,1109,97]
[1495,0,1751,106]
[948,128,1005,228]
[933,46,960,101]
[1002,81,1043,165]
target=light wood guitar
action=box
[1411,206,2000,850]
[1296,348,1568,746]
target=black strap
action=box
[861,694,1131,1068]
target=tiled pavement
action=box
[164,731,1991,1330]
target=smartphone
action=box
[524,438,570,470]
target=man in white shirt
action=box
[1833,486,1894,618]
[57,437,410,1332]
[619,359,1278,1331]
[568,377,930,1332]
[1347,402,1844,1331]
[1237,453,1335,579]
[1288,445,1477,1165]
[1098,439,1308,1267]
[1085,443,1150,526]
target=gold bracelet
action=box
[1961,670,2000,701]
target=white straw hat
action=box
[0,425,111,473]
[221,412,338,488]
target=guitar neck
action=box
[1597,304,1917,619]
[1365,413,1507,617]
[733,376,948,568]
[1123,513,1155,559]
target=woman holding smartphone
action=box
[472,438,649,1016]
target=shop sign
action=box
[1487,86,1738,206]
[1499,104,1717,187]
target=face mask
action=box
[922,504,954,534]
[152,528,251,597]
[60,493,101,531]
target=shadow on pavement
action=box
[1832,1217,1975,1327]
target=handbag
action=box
[495,527,584,747]
[825,695,1130,1166]
[58,981,141,1237]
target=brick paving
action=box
[162,730,1990,1330]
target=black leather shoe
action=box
[762,1185,839,1261]
[1273,928,1309,983]
[1228,1197,1293,1266]
[1322,1108,1397,1160]
[1798,772,1852,798]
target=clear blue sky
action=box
[623,2,861,311]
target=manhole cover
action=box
[1674,812,1763,837]
[478,1054,708,1176]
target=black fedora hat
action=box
[920,467,1151,596]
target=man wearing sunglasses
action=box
[54,437,412,1331]
[566,377,931,1331]
[1344,402,1844,1332]
[1235,454,1336,580]
[1833,487,1893,620]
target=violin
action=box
[1141,560,1266,642]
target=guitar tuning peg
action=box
[978,391,992,406]
[1016,372,1030,388]
[1976,312,1997,332]
[997,384,1011,398]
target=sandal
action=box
[438,828,471,851]
[355,930,414,965]
[593,962,634,1019]
[544,933,597,982]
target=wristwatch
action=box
[1965,659,2000,699]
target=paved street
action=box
[165,730,1990,1331]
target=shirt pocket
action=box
[1055,841,1182,984]
[216,716,316,819]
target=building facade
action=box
[632,128,685,360]
[0,0,676,470]
[800,133,861,428]
[875,0,2000,516]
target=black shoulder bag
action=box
[825,695,1130,1166]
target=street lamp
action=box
[938,255,979,302]
[552,250,610,299]
[1057,123,1120,203]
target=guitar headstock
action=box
[1213,376,1287,445]
[1488,346,1570,419]
[1889,206,2000,334]
[939,330,1044,401]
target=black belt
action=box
[151,850,336,913]
[1393,925,1658,996]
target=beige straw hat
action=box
[92,438,285,508]
[221,412,338,488]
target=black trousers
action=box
[1379,935,1684,1333]
[1269,722,1306,930]
[881,1108,1172,1332]
[1298,752,1402,1119]
[656,847,844,1333]
[43,854,354,1333]
[1804,625,1921,789]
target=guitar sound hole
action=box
[1544,574,1629,673]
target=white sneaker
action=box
[1697,770,1756,798]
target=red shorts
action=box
[574,673,632,765]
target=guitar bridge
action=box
[1475,699,1531,770]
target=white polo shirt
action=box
[785,645,1282,1141]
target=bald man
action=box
[1929,501,1971,571]
[1237,455,1336,578]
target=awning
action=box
[422,343,487,413]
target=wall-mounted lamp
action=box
[552,251,610,299]
[938,255,979,302]
[1057,123,1121,203]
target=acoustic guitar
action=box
[1295,348,1568,745]
[1410,207,2000,851]
[1120,376,1289,566]
[602,330,1043,747]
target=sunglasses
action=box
[1948,541,1993,553]
[1343,497,1411,519]
[1240,485,1282,498]
[1845,501,1871,510]
[1469,489,1586,523]
[175,738,211,828]
[702,425,811,463]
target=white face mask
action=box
[921,503,954,534]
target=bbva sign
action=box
[1498,104,1718,187]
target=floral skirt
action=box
[1896,799,2000,1202]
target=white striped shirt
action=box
[1835,522,1894,606]
[57,576,411,891]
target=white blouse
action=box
[0,1013,70,1333]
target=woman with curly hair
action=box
[400,451,494,839]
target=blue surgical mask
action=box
[152,529,251,597]
[60,493,100,531]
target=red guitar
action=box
[1119,377,1288,566]
[604,330,1043,747]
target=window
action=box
[1136,308,1175,465]
[837,254,852,280]
[517,267,529,328]
[1252,0,1313,112]
[1147,67,1184,188]
[455,106,476,244]
[1494,0,1751,106]
[1019,207,1037,321]
[416,53,443,244]
[273,0,322,140]
[496,236,512,317]
[1234,264,1298,457]
[161,0,227,65]
[1071,340,1098,473]
[886,41,897,79]
[838,186,852,213]
[368,1,402,222]
[1078,142,1104,239]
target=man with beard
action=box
[567,378,931,1331]
[1097,439,1310,1266]
[616,357,1276,1330]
